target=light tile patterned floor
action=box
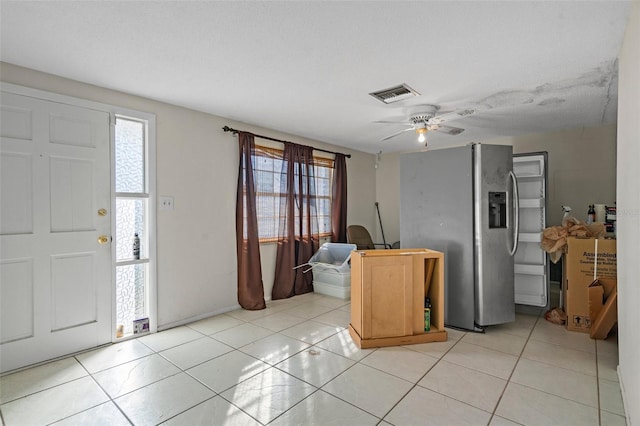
[0,292,627,425]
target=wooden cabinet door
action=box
[362,255,413,339]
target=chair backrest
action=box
[346,225,375,250]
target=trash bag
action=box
[544,307,567,325]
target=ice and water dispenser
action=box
[488,191,507,228]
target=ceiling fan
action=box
[376,105,476,144]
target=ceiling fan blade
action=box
[381,127,414,141]
[430,124,465,136]
[428,108,476,125]
[374,120,412,125]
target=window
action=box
[251,145,333,242]
[114,116,151,337]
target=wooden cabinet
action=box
[349,248,447,348]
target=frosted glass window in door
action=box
[116,264,147,336]
[114,116,150,338]
[115,119,145,193]
[115,198,147,261]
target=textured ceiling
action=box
[0,1,632,153]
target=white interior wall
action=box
[498,124,617,226]
[616,2,639,424]
[0,62,376,328]
[374,151,401,245]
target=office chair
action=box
[346,225,392,250]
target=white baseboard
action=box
[157,304,241,331]
[617,365,632,425]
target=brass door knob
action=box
[97,235,110,244]
[98,208,107,216]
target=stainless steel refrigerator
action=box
[400,144,519,331]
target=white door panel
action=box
[0,152,33,234]
[50,156,96,232]
[0,104,33,140]
[0,258,34,343]
[51,252,97,331]
[0,91,111,373]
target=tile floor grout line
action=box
[258,338,383,422]
[486,311,542,425]
[516,346,600,378]
[156,394,220,426]
[354,352,439,386]
[216,391,269,426]
[62,358,134,426]
[0,342,112,379]
[491,311,604,422]
[265,388,333,426]
[2,377,114,426]
[0,356,128,421]
[527,334,599,355]
[209,353,341,426]
[183,325,346,398]
[184,351,273,396]
[595,339,602,426]
[398,331,528,422]
[315,364,386,422]
[0,373,93,409]
[2,296,623,425]
[374,330,469,423]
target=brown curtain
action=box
[235,132,266,310]
[331,153,348,243]
[272,143,319,299]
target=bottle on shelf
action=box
[605,203,617,235]
[133,233,140,260]
[424,297,431,332]
[587,204,595,224]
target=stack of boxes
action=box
[562,237,617,338]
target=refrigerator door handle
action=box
[509,170,520,256]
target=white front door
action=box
[0,91,112,373]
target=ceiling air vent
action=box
[369,84,420,104]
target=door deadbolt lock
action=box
[98,208,107,216]
[97,235,110,244]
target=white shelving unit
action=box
[513,153,549,308]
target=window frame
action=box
[249,144,334,243]
[111,112,157,339]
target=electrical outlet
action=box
[159,196,174,211]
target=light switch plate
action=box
[159,196,174,210]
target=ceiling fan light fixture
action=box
[416,125,427,143]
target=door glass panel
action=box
[114,116,149,339]
[115,119,145,193]
[115,198,147,261]
[115,264,147,336]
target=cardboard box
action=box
[588,280,618,339]
[562,237,617,333]
[588,280,605,321]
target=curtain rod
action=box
[222,126,351,159]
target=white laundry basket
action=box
[309,243,356,299]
